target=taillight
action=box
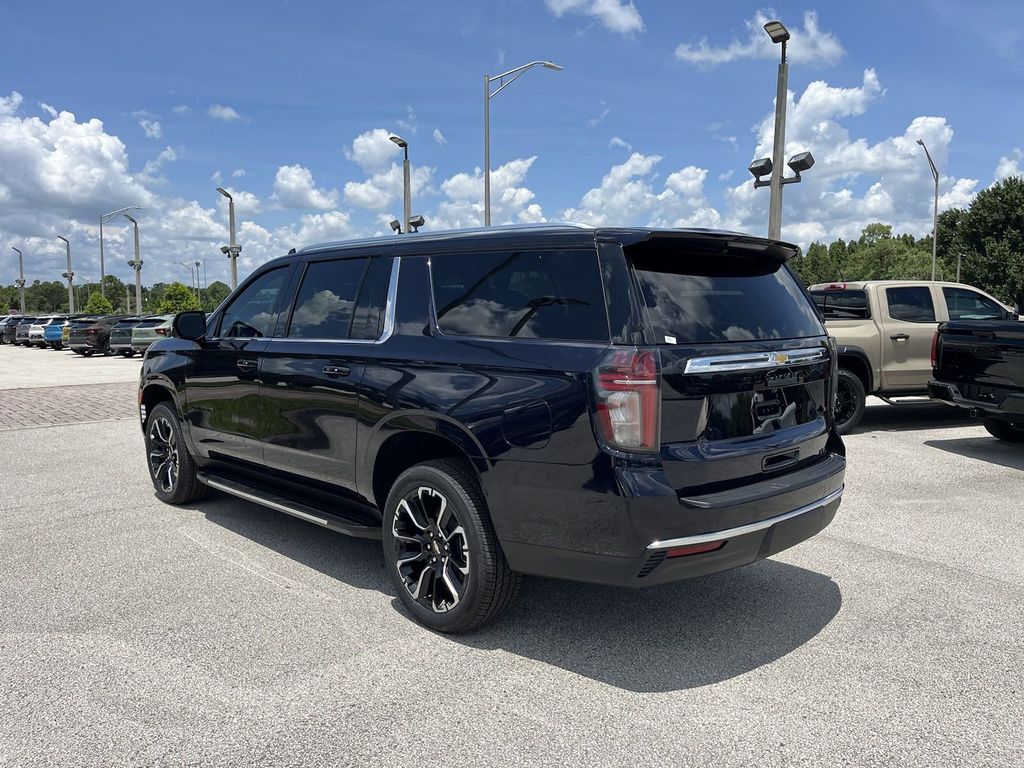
[155,328,167,336]
[593,347,660,452]
[930,332,938,369]
[86,328,97,335]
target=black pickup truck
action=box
[929,320,1024,441]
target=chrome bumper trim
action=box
[647,486,844,550]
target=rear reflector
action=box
[665,541,726,558]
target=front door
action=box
[879,285,938,391]
[184,265,293,467]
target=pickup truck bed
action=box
[929,320,1024,441]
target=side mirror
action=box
[173,311,206,341]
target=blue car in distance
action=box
[43,316,71,349]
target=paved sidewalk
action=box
[0,381,137,431]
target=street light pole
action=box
[216,188,241,289]
[124,214,143,314]
[765,22,790,241]
[57,236,75,314]
[195,259,203,304]
[917,139,940,281]
[11,247,26,314]
[389,136,412,233]
[483,60,563,226]
[100,205,143,296]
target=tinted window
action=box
[288,257,368,339]
[810,289,871,319]
[219,267,289,338]
[629,249,824,343]
[886,286,935,323]
[350,257,392,340]
[943,287,1006,321]
[431,250,609,341]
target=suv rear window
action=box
[628,249,824,344]
[431,249,609,342]
[809,289,871,319]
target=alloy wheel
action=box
[835,379,856,427]
[148,416,180,493]
[391,486,470,613]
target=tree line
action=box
[0,274,231,315]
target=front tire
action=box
[834,368,866,435]
[382,459,520,633]
[145,402,207,504]
[983,417,1024,442]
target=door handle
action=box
[890,334,910,341]
[322,365,350,377]
[237,359,257,371]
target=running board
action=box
[197,472,382,540]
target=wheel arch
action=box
[835,345,873,394]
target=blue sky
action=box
[1,0,1022,286]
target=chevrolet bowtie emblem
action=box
[771,352,790,365]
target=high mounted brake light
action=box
[593,348,660,452]
[825,283,847,291]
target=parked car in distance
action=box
[929,320,1024,441]
[0,315,25,344]
[68,315,120,356]
[14,317,37,346]
[140,224,847,632]
[43,316,72,349]
[807,280,1017,433]
[109,317,146,356]
[131,315,174,355]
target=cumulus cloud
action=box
[995,148,1023,181]
[138,145,178,185]
[272,164,339,210]
[345,128,402,172]
[588,103,611,127]
[676,11,844,68]
[172,105,191,114]
[397,106,417,134]
[343,163,432,211]
[545,0,644,35]
[40,103,58,119]
[432,157,545,229]
[0,91,23,116]
[432,128,447,146]
[208,104,242,122]
[232,168,246,178]
[609,136,632,151]
[139,118,162,139]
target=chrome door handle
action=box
[890,334,910,341]
[237,359,257,370]
[322,365,350,377]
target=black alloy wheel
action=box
[834,368,866,435]
[144,402,207,504]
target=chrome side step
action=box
[198,472,382,540]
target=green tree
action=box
[158,281,201,313]
[83,291,114,314]
[202,280,231,311]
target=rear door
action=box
[879,285,938,390]
[184,265,294,467]
[625,240,834,512]
[259,253,393,489]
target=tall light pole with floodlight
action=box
[216,187,241,289]
[124,214,143,314]
[100,205,143,296]
[57,236,75,314]
[746,21,815,241]
[195,259,203,304]
[917,139,940,280]
[484,60,562,226]
[11,247,26,313]
[389,135,412,234]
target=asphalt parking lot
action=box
[0,343,1021,767]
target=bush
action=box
[158,282,201,314]
[83,291,114,314]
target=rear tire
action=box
[382,459,520,633]
[983,417,1024,442]
[834,368,866,435]
[145,402,207,504]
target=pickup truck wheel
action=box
[382,459,520,633]
[983,418,1024,442]
[145,402,207,504]
[835,368,866,435]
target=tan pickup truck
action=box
[807,280,1018,433]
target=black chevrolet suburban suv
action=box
[139,224,846,632]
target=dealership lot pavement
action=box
[0,344,1021,767]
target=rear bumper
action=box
[929,380,1024,420]
[503,486,843,587]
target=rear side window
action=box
[810,289,871,319]
[431,249,609,341]
[288,257,368,339]
[886,286,935,323]
[942,287,1006,321]
[628,248,824,343]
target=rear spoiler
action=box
[610,230,800,263]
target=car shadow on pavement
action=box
[196,492,841,694]
[853,402,974,434]
[924,437,1024,471]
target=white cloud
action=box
[138,118,162,139]
[40,103,58,119]
[432,128,447,146]
[214,185,262,216]
[397,106,417,135]
[562,153,720,229]
[995,148,1023,181]
[138,145,178,185]
[343,163,432,211]
[0,91,23,116]
[232,168,246,178]
[210,170,223,185]
[496,48,506,68]
[588,104,611,127]
[676,11,844,68]
[208,104,242,122]
[272,164,339,210]
[432,157,544,229]
[172,105,191,114]
[345,128,401,172]
[546,0,644,35]
[609,136,632,151]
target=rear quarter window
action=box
[810,289,871,319]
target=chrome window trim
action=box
[683,347,827,375]
[647,486,844,550]
[264,255,401,346]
